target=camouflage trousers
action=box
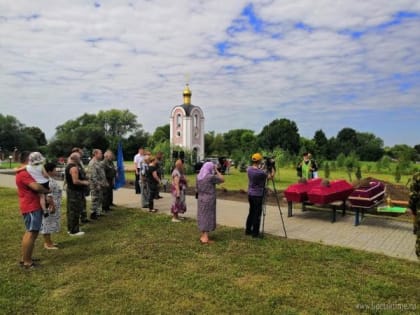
[91,188,103,215]
[67,190,85,234]
[140,181,149,208]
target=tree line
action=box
[1,111,419,175]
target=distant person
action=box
[102,150,116,212]
[170,159,187,222]
[65,152,90,236]
[246,153,274,238]
[140,152,151,208]
[146,156,161,213]
[133,148,145,194]
[155,151,164,198]
[406,171,420,258]
[15,151,50,269]
[296,152,313,180]
[308,153,318,178]
[40,162,62,250]
[196,161,224,244]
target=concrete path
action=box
[1,172,417,262]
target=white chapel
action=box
[169,84,205,162]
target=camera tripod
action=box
[261,177,288,238]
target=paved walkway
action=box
[1,172,418,262]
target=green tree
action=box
[22,127,47,146]
[223,129,256,156]
[97,109,139,149]
[313,129,328,159]
[336,127,359,156]
[355,166,362,180]
[336,153,346,168]
[258,118,300,154]
[344,152,360,182]
[0,114,39,154]
[356,132,384,161]
[324,162,330,179]
[149,124,170,147]
[394,165,402,183]
[49,110,145,157]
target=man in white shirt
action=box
[133,148,144,194]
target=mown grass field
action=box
[1,186,419,314]
[123,162,412,192]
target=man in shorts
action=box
[16,151,51,269]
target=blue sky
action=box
[1,0,419,146]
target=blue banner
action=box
[114,141,126,189]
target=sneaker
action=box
[172,218,181,222]
[44,244,59,250]
[21,262,39,270]
[69,231,85,236]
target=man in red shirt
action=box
[15,151,50,269]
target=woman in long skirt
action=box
[171,159,187,222]
[196,162,224,244]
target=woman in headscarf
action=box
[171,159,187,222]
[196,161,224,244]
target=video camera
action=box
[261,156,276,173]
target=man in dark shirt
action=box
[65,152,90,235]
[246,153,274,238]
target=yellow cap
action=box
[251,153,262,162]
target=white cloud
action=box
[0,0,419,147]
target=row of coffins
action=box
[284,178,386,225]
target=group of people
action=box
[15,148,117,269]
[15,146,419,270]
[133,148,165,213]
[296,152,318,180]
[165,151,272,242]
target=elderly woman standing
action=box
[196,161,224,244]
[171,159,187,222]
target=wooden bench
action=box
[352,199,408,226]
[288,200,346,223]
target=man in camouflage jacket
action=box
[407,171,420,258]
[101,150,116,212]
[87,149,108,220]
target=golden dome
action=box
[183,84,191,104]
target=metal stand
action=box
[261,178,287,238]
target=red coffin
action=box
[307,180,354,204]
[284,178,323,203]
[348,181,385,209]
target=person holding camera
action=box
[246,153,274,238]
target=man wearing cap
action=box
[15,151,50,268]
[246,153,274,238]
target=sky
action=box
[1,0,419,147]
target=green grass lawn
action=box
[1,187,419,314]
[124,164,411,192]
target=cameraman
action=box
[245,153,275,238]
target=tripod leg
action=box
[270,178,287,238]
